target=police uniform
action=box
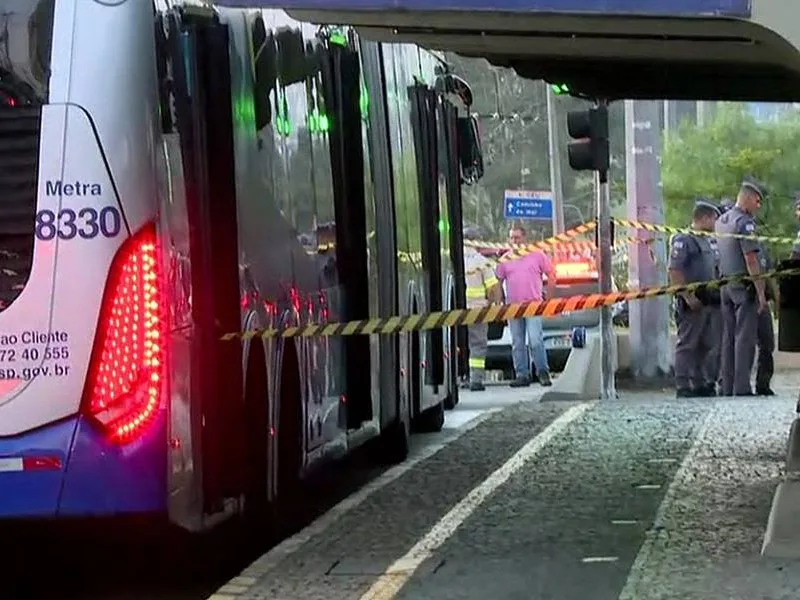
[463,228,499,391]
[755,241,775,395]
[716,177,767,396]
[669,200,721,397]
[708,198,736,390]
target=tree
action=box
[661,103,800,258]
[445,53,627,240]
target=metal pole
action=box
[546,85,565,234]
[625,100,671,381]
[596,100,616,401]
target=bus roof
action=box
[213,0,800,102]
[216,0,751,17]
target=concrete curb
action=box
[762,417,800,558]
[540,332,603,402]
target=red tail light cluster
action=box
[82,224,165,444]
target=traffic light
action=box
[566,104,609,173]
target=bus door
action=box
[438,99,468,378]
[408,84,445,391]
[163,7,245,514]
[318,34,373,429]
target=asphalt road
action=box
[216,378,800,600]
[7,377,800,600]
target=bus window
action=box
[0,0,54,311]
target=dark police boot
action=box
[538,371,552,387]
[510,375,531,388]
[676,388,694,398]
[469,381,486,392]
[756,386,775,396]
[698,384,717,397]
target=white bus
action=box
[0,0,481,531]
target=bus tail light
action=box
[81,223,165,444]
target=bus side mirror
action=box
[276,26,309,86]
[778,259,800,352]
[252,16,276,131]
[457,115,484,185]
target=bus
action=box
[0,1,483,531]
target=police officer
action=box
[462,226,501,391]
[669,199,721,397]
[716,176,769,397]
[706,197,735,391]
[755,238,777,395]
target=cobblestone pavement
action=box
[215,375,800,600]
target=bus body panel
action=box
[0,105,123,438]
[62,0,162,235]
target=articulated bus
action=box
[0,0,484,531]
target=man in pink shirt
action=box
[496,225,555,387]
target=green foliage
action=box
[662,104,800,255]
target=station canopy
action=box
[212,0,800,101]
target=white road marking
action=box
[648,458,677,464]
[582,556,619,563]
[611,520,639,526]
[618,408,715,600]
[223,406,503,590]
[359,402,594,600]
[635,484,662,490]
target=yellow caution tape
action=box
[614,218,796,245]
[220,268,800,341]
[464,221,597,276]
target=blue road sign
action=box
[504,190,553,220]
[217,0,751,18]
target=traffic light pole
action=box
[596,137,617,402]
[564,96,615,400]
[546,85,566,234]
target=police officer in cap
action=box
[669,198,721,397]
[707,197,735,390]
[715,175,768,396]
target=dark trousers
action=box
[674,303,719,391]
[756,308,775,391]
[720,285,759,396]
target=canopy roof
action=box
[210,0,800,101]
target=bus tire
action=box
[374,415,410,465]
[411,327,445,434]
[414,400,445,433]
[443,326,459,410]
[242,340,270,525]
[275,341,303,534]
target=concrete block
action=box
[541,332,602,402]
[787,419,800,473]
[762,479,800,558]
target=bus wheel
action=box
[275,341,303,534]
[411,331,445,433]
[243,341,270,526]
[374,414,410,465]
[443,327,459,410]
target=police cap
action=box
[693,197,720,217]
[740,175,768,200]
